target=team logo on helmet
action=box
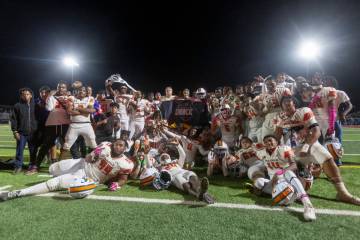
[69,177,97,199]
[272,180,296,206]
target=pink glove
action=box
[108,182,120,191]
[275,169,286,176]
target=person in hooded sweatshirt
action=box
[10,87,38,174]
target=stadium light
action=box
[62,56,79,81]
[297,40,320,61]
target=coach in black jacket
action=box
[10,88,37,174]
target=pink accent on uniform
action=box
[275,169,286,175]
[327,106,337,134]
[108,182,119,191]
[308,95,321,109]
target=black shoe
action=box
[13,167,23,175]
[199,177,209,197]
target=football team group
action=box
[1,72,358,222]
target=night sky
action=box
[1,0,360,107]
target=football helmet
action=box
[152,170,172,190]
[220,104,231,119]
[213,140,228,160]
[69,177,97,199]
[195,88,207,99]
[272,180,296,206]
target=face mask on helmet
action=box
[152,170,172,190]
[220,108,231,118]
[214,148,227,159]
[196,88,206,99]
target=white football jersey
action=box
[129,98,150,118]
[274,107,318,145]
[309,87,337,121]
[336,90,350,107]
[84,142,134,183]
[212,114,240,144]
[115,94,131,119]
[260,87,292,112]
[160,161,185,177]
[235,144,262,167]
[256,145,295,179]
[69,96,95,122]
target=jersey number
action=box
[98,159,113,175]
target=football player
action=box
[163,127,209,169]
[234,137,266,181]
[61,86,97,158]
[275,96,360,205]
[128,91,151,140]
[254,135,316,221]
[207,140,232,177]
[258,77,292,141]
[308,72,337,143]
[156,140,215,204]
[211,104,241,148]
[0,139,134,201]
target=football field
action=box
[1,124,360,240]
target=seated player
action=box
[233,137,266,182]
[275,96,360,205]
[254,135,316,221]
[0,139,133,201]
[207,140,232,177]
[156,139,215,204]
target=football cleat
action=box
[0,191,20,201]
[303,203,316,221]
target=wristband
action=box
[301,144,310,153]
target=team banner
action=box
[165,99,210,127]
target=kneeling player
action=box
[254,135,316,221]
[0,140,133,201]
[157,141,215,204]
[275,96,360,205]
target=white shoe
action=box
[303,204,316,221]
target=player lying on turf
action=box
[155,139,215,204]
[275,96,360,205]
[253,135,316,221]
[0,139,133,201]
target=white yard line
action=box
[37,174,53,178]
[342,140,360,142]
[38,192,360,217]
[344,154,360,156]
[0,185,12,191]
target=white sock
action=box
[18,182,50,197]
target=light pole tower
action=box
[63,56,79,82]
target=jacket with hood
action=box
[10,97,37,136]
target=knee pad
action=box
[49,163,60,176]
